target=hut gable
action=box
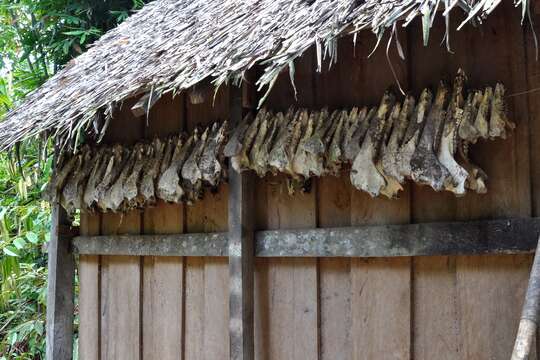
[0,0,528,150]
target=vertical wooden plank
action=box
[184,82,230,360]
[184,256,204,360]
[255,49,319,360]
[341,32,411,360]
[46,204,75,360]
[452,7,532,359]
[527,11,540,218]
[100,99,143,360]
[229,85,255,360]
[79,213,101,360]
[142,93,184,360]
[409,6,533,360]
[315,37,353,360]
[457,255,530,359]
[318,174,351,360]
[408,15,462,360]
[526,10,540,359]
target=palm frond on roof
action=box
[0,0,530,150]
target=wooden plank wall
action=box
[78,4,538,359]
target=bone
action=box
[302,108,332,177]
[411,82,451,191]
[285,109,309,177]
[59,152,83,215]
[223,113,251,157]
[268,108,300,174]
[44,150,80,203]
[474,87,492,140]
[96,145,124,212]
[458,92,480,143]
[253,115,279,177]
[61,146,95,214]
[182,126,209,185]
[200,121,228,186]
[48,71,512,212]
[105,143,139,211]
[489,83,514,139]
[139,138,166,205]
[456,142,488,194]
[350,91,395,197]
[123,143,147,208]
[292,110,316,178]
[437,71,469,195]
[375,103,403,199]
[378,103,404,199]
[157,136,188,203]
[397,89,433,181]
[249,112,271,174]
[327,110,348,176]
[83,147,111,210]
[231,109,266,172]
[343,107,366,161]
[381,95,414,183]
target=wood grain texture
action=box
[409,5,534,359]
[46,204,75,360]
[254,49,319,360]
[314,37,353,360]
[100,99,143,360]
[451,6,533,359]
[78,213,101,360]
[228,84,255,360]
[184,82,230,360]
[345,32,411,360]
[408,14,463,360]
[74,217,540,257]
[142,93,184,360]
[318,176,351,360]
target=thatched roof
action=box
[0,0,529,150]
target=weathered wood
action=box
[228,84,255,360]
[513,238,540,360]
[184,82,230,360]
[314,36,353,360]
[258,48,318,360]
[142,93,184,360]
[74,217,540,257]
[341,30,411,360]
[78,213,100,360]
[256,217,540,257]
[452,5,532,359]
[318,175,351,360]
[408,15,461,360]
[46,204,75,360]
[74,232,228,256]
[100,99,143,360]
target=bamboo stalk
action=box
[511,236,540,360]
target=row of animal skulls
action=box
[45,121,228,214]
[225,70,513,198]
[46,70,512,213]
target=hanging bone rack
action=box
[46,70,514,214]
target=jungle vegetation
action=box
[0,1,147,358]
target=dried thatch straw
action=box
[0,0,530,151]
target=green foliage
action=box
[0,0,149,358]
[0,141,52,359]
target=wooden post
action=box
[511,236,540,360]
[228,84,255,360]
[46,203,75,360]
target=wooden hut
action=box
[3,0,540,359]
